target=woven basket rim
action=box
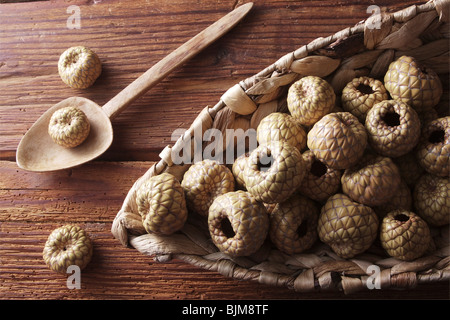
[112,0,450,294]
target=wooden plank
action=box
[0,0,423,161]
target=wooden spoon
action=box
[16,3,253,172]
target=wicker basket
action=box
[112,0,450,294]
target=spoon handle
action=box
[101,2,253,120]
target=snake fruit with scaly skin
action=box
[181,159,235,217]
[136,173,188,235]
[365,100,421,158]
[43,225,93,274]
[297,150,342,202]
[318,193,379,259]
[208,190,269,257]
[58,46,102,89]
[384,55,442,113]
[269,194,319,255]
[243,141,306,204]
[341,153,401,207]
[415,116,450,177]
[256,112,307,152]
[413,173,450,227]
[380,210,431,261]
[48,106,90,148]
[341,76,388,123]
[307,112,368,170]
[287,76,336,126]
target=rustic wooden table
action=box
[0,0,448,302]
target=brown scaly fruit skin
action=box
[307,112,368,170]
[287,76,336,126]
[232,152,250,190]
[58,46,102,89]
[393,152,424,188]
[365,100,421,158]
[256,112,307,152]
[243,141,306,204]
[136,173,188,235]
[341,153,401,207]
[297,150,342,202]
[415,116,449,177]
[384,55,442,113]
[380,210,431,261]
[43,225,93,274]
[48,106,90,148]
[413,173,449,227]
[416,106,439,129]
[317,193,379,259]
[181,159,235,217]
[269,194,319,255]
[341,76,388,123]
[374,179,412,219]
[208,190,269,258]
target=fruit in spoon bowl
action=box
[48,106,91,148]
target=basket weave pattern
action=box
[112,0,450,294]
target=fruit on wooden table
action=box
[307,112,367,170]
[384,55,442,113]
[380,210,432,261]
[43,225,93,274]
[208,190,269,257]
[317,193,379,259]
[181,159,235,217]
[341,76,388,123]
[365,100,421,158]
[243,141,306,204]
[48,106,90,148]
[269,194,319,255]
[287,76,336,126]
[136,173,188,235]
[58,46,102,89]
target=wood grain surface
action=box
[0,0,448,301]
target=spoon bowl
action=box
[17,97,113,172]
[16,3,253,172]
